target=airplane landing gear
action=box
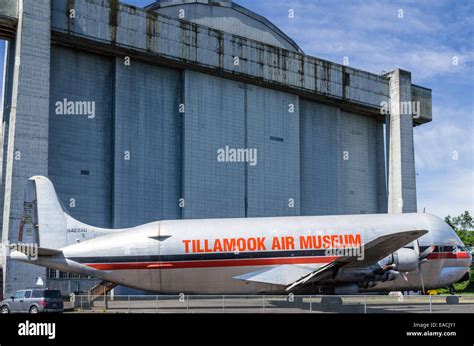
[446,285,459,304]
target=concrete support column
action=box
[386,69,417,213]
[2,0,51,296]
[0,40,15,236]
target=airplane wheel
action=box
[29,306,39,314]
[446,296,459,304]
[321,296,343,310]
[1,305,10,314]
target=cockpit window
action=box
[453,245,467,252]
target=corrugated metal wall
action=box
[340,111,380,214]
[49,47,113,228]
[182,71,300,219]
[113,59,182,228]
[246,85,300,217]
[300,100,387,216]
[183,71,246,219]
[300,101,341,215]
[48,48,386,227]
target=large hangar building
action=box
[0,0,432,295]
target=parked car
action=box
[0,289,63,314]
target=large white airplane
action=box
[8,176,472,295]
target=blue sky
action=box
[1,0,472,218]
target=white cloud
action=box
[259,0,474,81]
[417,168,474,218]
[414,121,473,171]
[414,103,473,218]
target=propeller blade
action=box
[413,239,428,294]
[419,245,435,260]
[414,240,420,257]
[418,269,425,294]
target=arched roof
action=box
[145,0,303,53]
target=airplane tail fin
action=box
[19,176,117,250]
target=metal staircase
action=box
[88,280,117,302]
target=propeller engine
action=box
[377,240,435,291]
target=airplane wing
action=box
[233,264,315,286]
[286,229,428,291]
[233,230,427,291]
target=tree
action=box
[445,211,474,232]
[445,211,474,247]
[457,211,474,230]
[444,215,455,229]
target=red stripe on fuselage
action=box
[85,256,338,270]
[426,251,471,260]
[83,252,471,271]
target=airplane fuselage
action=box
[17,213,471,295]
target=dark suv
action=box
[0,289,63,313]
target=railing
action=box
[68,294,474,314]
